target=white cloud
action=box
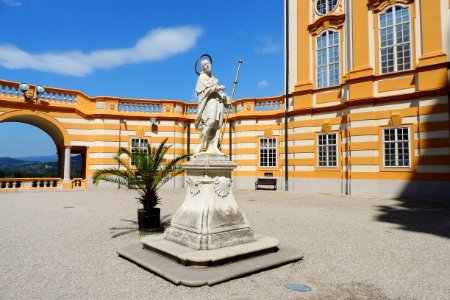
[1,0,22,7]
[255,38,281,54]
[257,80,271,88]
[0,26,203,76]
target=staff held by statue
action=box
[219,59,243,147]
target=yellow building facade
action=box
[286,0,449,199]
[0,79,285,191]
[0,0,449,200]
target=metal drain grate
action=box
[285,284,311,292]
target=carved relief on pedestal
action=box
[186,176,200,196]
[213,176,232,198]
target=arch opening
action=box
[0,111,86,182]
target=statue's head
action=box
[201,59,212,74]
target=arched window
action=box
[317,30,340,89]
[379,5,411,74]
[315,0,338,15]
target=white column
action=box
[63,146,71,182]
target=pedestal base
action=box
[117,234,303,287]
[164,226,256,250]
[142,233,278,267]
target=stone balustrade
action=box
[0,178,62,190]
[0,178,89,191]
[234,97,284,114]
[0,83,21,98]
[40,90,77,104]
[0,80,77,104]
[1,79,286,117]
[186,105,198,115]
[255,99,283,112]
[118,101,163,113]
[72,178,87,188]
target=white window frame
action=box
[316,30,340,89]
[317,133,338,168]
[378,5,412,74]
[315,0,338,15]
[130,138,148,166]
[259,137,277,167]
[382,127,411,168]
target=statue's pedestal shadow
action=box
[117,154,303,286]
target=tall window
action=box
[130,138,148,165]
[382,128,410,167]
[317,31,340,89]
[316,0,338,15]
[318,133,338,167]
[379,5,411,74]
[260,138,277,167]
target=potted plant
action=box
[92,138,189,231]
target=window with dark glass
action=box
[260,138,277,167]
[318,133,338,167]
[130,138,148,165]
[316,0,338,15]
[317,30,340,88]
[383,127,410,167]
[379,5,411,74]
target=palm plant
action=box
[92,138,189,211]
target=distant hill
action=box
[0,154,82,178]
[16,155,58,162]
[0,157,28,166]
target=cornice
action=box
[367,0,414,13]
[308,13,345,36]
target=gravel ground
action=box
[0,188,449,299]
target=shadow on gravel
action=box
[376,200,450,239]
[110,215,172,238]
[110,219,138,238]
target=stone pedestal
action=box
[118,153,303,286]
[164,153,255,250]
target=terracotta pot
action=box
[137,208,160,231]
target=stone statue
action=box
[194,59,229,155]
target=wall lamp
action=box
[19,83,45,101]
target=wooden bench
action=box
[255,178,277,190]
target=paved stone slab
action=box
[117,242,303,287]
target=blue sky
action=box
[0,0,284,157]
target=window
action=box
[379,5,411,74]
[317,30,340,88]
[318,133,338,167]
[316,0,338,15]
[382,127,410,167]
[260,138,277,167]
[130,138,148,165]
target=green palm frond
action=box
[92,138,190,211]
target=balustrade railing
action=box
[186,105,198,115]
[118,101,162,113]
[0,178,89,190]
[40,90,77,104]
[0,83,20,98]
[0,178,62,190]
[1,80,286,117]
[255,99,283,112]
[234,97,284,114]
[72,178,86,188]
[0,81,77,104]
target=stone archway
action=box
[0,110,73,183]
